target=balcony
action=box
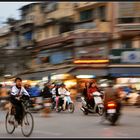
[44,18,56,25]
[20,40,36,48]
[19,19,34,26]
[75,2,97,8]
[36,30,112,50]
[75,2,104,10]
[116,23,140,31]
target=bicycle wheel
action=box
[5,112,15,134]
[21,112,34,137]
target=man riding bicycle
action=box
[10,77,30,125]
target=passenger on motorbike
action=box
[52,83,61,111]
[10,77,30,125]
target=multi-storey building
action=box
[0,24,30,79]
[17,2,112,96]
[109,2,140,89]
[1,2,140,94]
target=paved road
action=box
[0,102,140,138]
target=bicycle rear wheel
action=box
[5,112,15,134]
[21,112,34,137]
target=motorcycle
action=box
[103,101,121,125]
[80,91,104,116]
[56,92,75,113]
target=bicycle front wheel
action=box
[5,112,15,134]
[21,112,34,137]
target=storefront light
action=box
[74,59,109,64]
[76,75,96,79]
[64,80,77,88]
[42,77,48,81]
[51,74,70,80]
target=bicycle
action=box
[5,96,34,137]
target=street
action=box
[0,102,140,138]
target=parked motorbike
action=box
[103,101,121,125]
[80,91,104,116]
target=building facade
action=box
[0,2,140,93]
[109,2,140,89]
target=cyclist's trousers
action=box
[10,97,23,123]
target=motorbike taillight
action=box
[107,102,116,109]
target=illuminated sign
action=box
[74,59,109,64]
[109,49,140,64]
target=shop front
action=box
[70,68,109,94]
[109,67,140,90]
[109,48,140,90]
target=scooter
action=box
[80,91,104,116]
[57,93,75,113]
[103,101,121,125]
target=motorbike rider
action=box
[10,77,30,125]
[87,80,100,108]
[58,83,72,110]
[58,83,69,110]
[103,81,122,116]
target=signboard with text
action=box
[109,49,140,64]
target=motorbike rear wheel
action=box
[108,114,119,125]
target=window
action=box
[118,17,139,24]
[98,6,106,21]
[50,52,64,64]
[59,23,74,34]
[118,18,134,24]
[122,40,132,49]
[50,50,72,64]
[23,31,32,41]
[117,3,140,24]
[80,9,93,21]
[63,50,73,60]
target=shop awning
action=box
[20,70,55,80]
[52,68,74,75]
[109,68,140,77]
[70,69,108,77]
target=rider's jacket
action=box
[87,87,98,100]
[11,85,30,96]
[58,87,67,96]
